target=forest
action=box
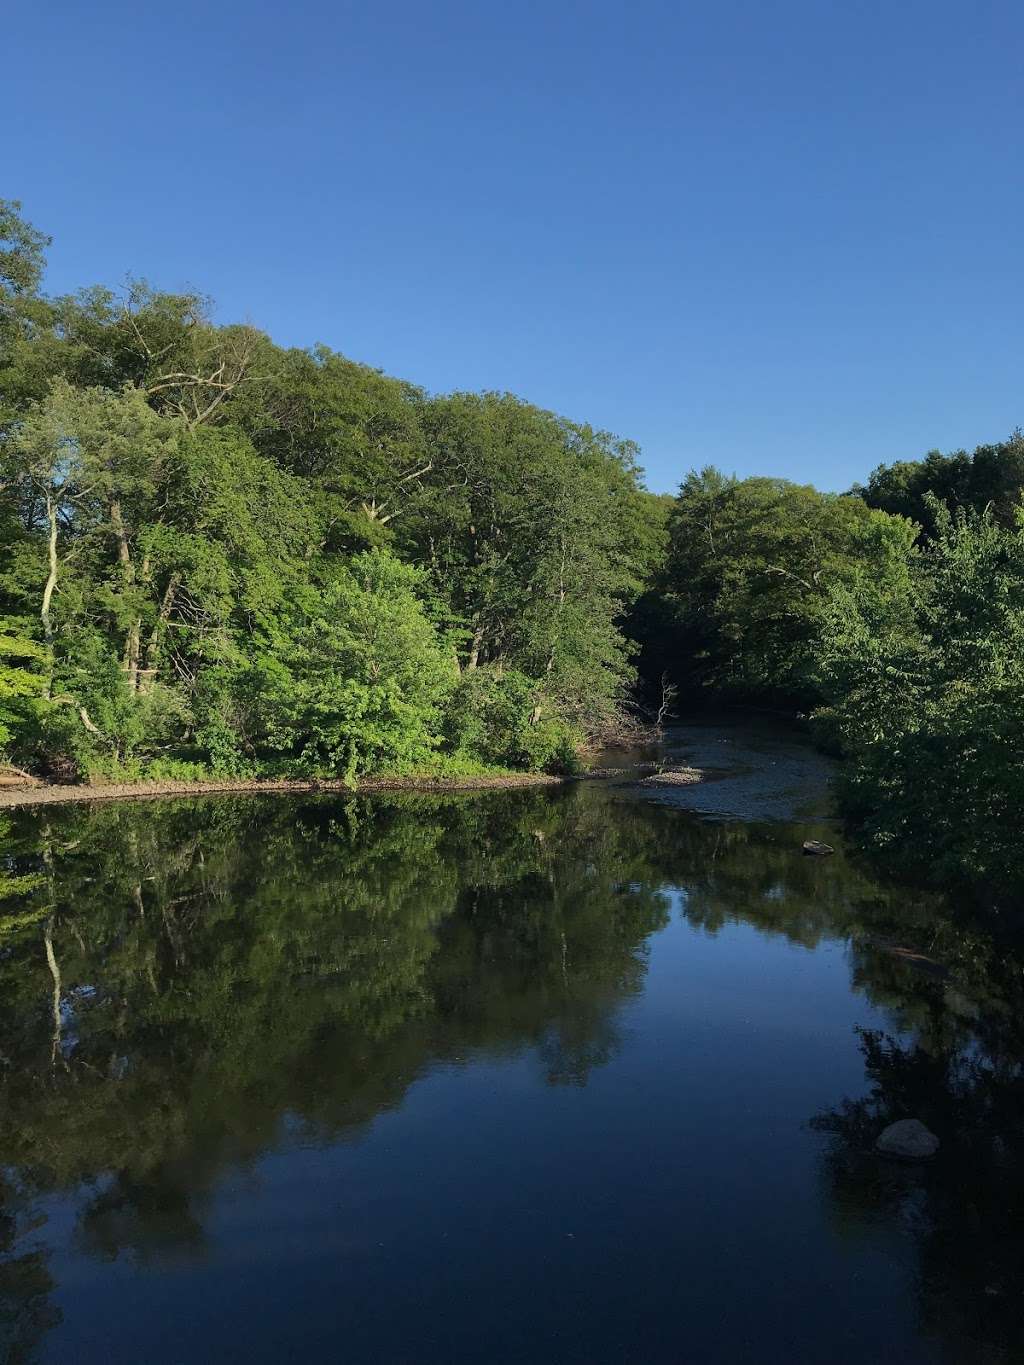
[1,199,1022,899]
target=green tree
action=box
[816,500,1024,897]
[855,431,1024,533]
[662,468,917,703]
[250,550,457,778]
[0,200,53,429]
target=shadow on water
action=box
[0,737,1021,1362]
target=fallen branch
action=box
[0,764,43,786]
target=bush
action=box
[444,668,582,773]
[249,550,458,781]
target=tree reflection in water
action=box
[0,783,1020,1361]
[812,960,1024,1361]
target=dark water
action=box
[1,724,1022,1363]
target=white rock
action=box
[875,1118,939,1160]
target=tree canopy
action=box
[853,432,1024,532]
[0,201,654,781]
[2,196,1021,897]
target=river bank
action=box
[0,766,644,810]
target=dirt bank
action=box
[0,768,639,811]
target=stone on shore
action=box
[802,839,834,856]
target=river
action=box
[0,719,1020,1363]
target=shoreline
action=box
[0,768,638,811]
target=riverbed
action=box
[0,720,1020,1363]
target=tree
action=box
[855,432,1024,532]
[661,468,917,704]
[815,500,1024,898]
[410,392,647,731]
[250,550,458,779]
[0,198,52,416]
[0,618,46,754]
[226,344,434,550]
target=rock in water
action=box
[640,767,703,786]
[802,840,834,856]
[875,1119,939,1160]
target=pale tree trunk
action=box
[40,492,59,693]
[51,695,104,739]
[124,623,141,693]
[38,489,105,740]
[656,672,677,729]
[110,499,131,571]
[41,831,64,1068]
[44,917,63,1068]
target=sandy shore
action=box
[0,768,642,810]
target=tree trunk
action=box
[110,499,132,571]
[44,917,63,1067]
[124,621,141,692]
[656,672,677,729]
[140,572,179,693]
[466,623,485,671]
[41,492,58,654]
[52,695,104,738]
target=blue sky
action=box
[7,0,1022,493]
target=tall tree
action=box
[855,432,1024,532]
[662,468,917,703]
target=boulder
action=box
[640,766,703,786]
[875,1118,939,1160]
[802,839,834,856]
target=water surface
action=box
[1,726,1021,1363]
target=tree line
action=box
[0,200,662,782]
[639,436,1024,901]
[2,197,1021,897]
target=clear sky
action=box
[7,0,1022,494]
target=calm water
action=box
[1,722,1022,1363]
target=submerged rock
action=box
[875,1118,940,1160]
[802,839,834,856]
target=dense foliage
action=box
[0,202,653,781]
[3,195,1022,895]
[815,502,1024,899]
[853,432,1024,532]
[649,460,1024,900]
[648,468,917,704]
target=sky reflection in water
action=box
[1,742,1021,1363]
